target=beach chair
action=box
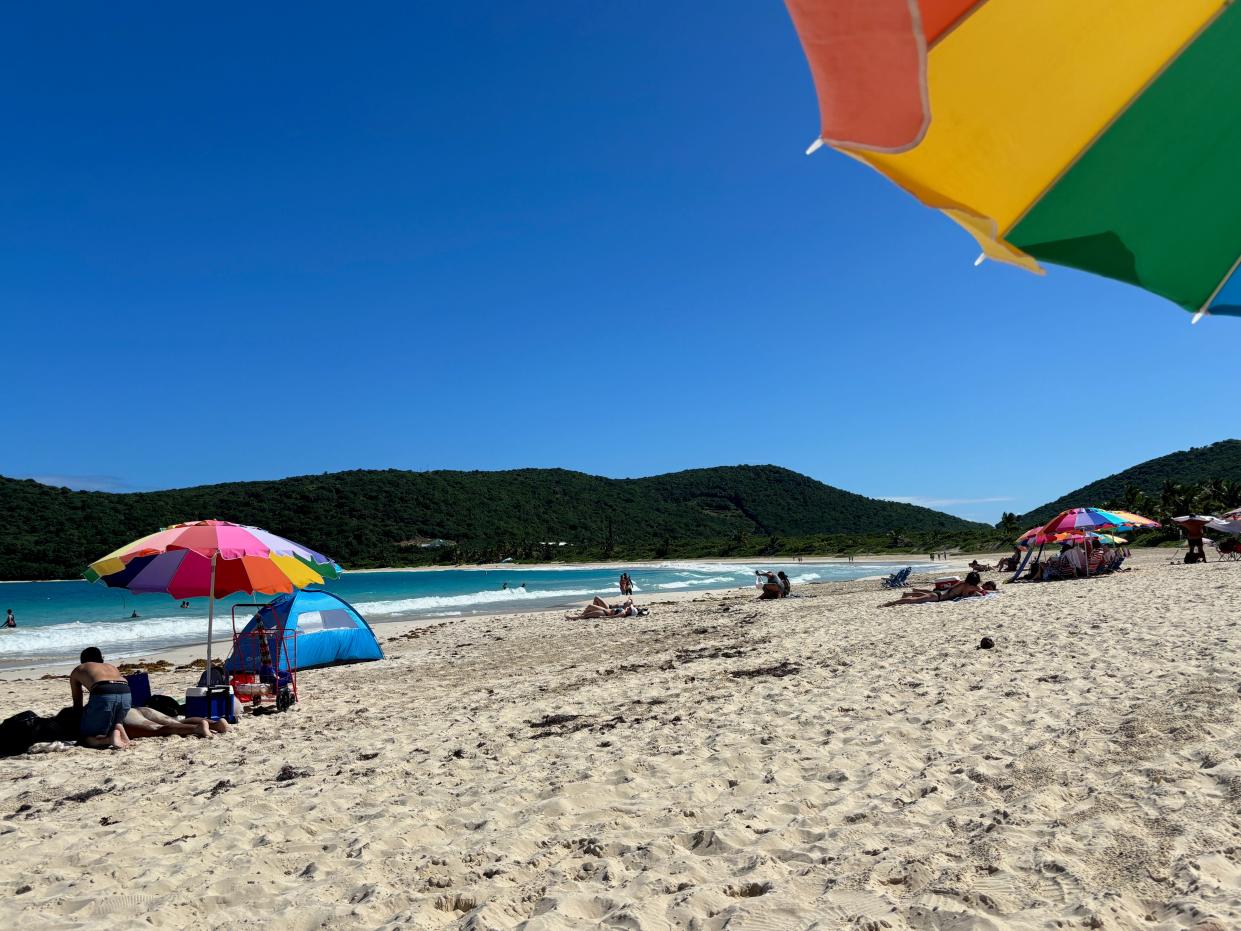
[1041,559,1078,581]
[882,567,912,589]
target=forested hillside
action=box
[0,465,988,580]
[1016,440,1241,527]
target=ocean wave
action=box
[0,614,215,658]
[354,586,608,616]
[790,572,822,584]
[656,562,756,575]
[654,576,737,590]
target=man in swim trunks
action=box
[70,647,132,749]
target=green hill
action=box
[0,465,987,580]
[1016,440,1241,527]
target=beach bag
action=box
[51,707,82,740]
[145,694,184,718]
[0,711,41,756]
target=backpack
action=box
[145,694,184,718]
[0,711,41,756]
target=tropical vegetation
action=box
[0,465,991,581]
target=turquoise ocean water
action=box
[0,561,926,668]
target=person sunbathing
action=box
[996,549,1022,573]
[882,572,993,606]
[125,705,227,739]
[565,597,646,620]
[968,560,995,573]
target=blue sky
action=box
[2,3,1234,523]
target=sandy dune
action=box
[2,551,1239,930]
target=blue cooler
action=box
[125,672,152,708]
[185,685,236,723]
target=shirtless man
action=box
[70,647,133,749]
[72,647,218,745]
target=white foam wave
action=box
[654,576,737,590]
[790,572,822,584]
[355,586,607,616]
[656,562,756,575]
[0,614,213,658]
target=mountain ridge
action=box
[1016,439,1241,526]
[0,464,986,581]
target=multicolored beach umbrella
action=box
[85,520,341,670]
[785,0,1241,321]
[1039,507,1159,537]
[1017,527,1127,548]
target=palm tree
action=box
[997,512,1020,537]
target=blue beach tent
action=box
[224,590,383,673]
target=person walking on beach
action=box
[4,609,14,629]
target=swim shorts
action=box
[80,682,132,738]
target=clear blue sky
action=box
[2,3,1233,523]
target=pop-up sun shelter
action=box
[225,589,383,673]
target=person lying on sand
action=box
[565,597,647,620]
[71,647,134,750]
[125,705,227,739]
[968,560,995,573]
[881,572,995,607]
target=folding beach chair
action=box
[882,567,912,589]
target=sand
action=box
[1,550,1239,930]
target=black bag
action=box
[145,694,184,718]
[0,711,41,756]
[51,707,82,740]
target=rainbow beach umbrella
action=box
[1040,507,1159,537]
[85,520,341,670]
[1017,527,1127,547]
[785,0,1241,321]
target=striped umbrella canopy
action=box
[85,521,339,597]
[1101,510,1162,530]
[785,0,1241,321]
[1017,527,1127,547]
[85,520,341,672]
[1040,507,1160,537]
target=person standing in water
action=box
[4,609,14,629]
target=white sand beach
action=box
[1,550,1238,930]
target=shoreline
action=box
[0,552,985,585]
[0,558,977,681]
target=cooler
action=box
[185,685,236,723]
[125,672,152,708]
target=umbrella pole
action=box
[206,552,217,676]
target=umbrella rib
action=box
[1196,249,1241,317]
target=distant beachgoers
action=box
[0,560,930,669]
